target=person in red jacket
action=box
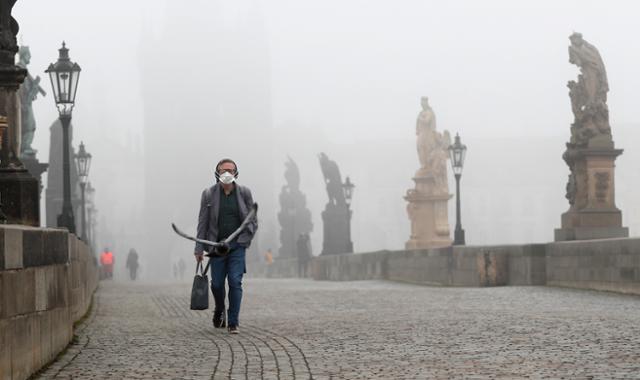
[100,248,115,280]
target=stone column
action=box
[0,0,40,226]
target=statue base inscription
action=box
[405,174,452,249]
[555,147,628,241]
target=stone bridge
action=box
[2,224,640,379]
[24,279,640,379]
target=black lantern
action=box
[85,181,96,247]
[47,42,81,233]
[75,141,91,241]
[45,42,81,115]
[343,176,355,206]
[75,141,91,184]
[448,133,467,245]
[448,133,467,175]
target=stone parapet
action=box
[308,244,546,287]
[0,225,98,380]
[547,237,640,294]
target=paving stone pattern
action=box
[35,279,640,379]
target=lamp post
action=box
[342,176,355,253]
[75,141,91,241]
[343,176,354,207]
[86,181,95,245]
[46,42,81,233]
[448,133,467,245]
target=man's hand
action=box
[195,253,204,262]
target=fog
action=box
[13,0,640,279]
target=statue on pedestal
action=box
[555,33,627,241]
[319,152,353,255]
[17,45,46,157]
[405,97,452,249]
[277,157,313,258]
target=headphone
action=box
[214,158,239,183]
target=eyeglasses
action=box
[217,168,236,174]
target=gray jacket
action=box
[195,183,258,253]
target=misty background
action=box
[13,0,640,279]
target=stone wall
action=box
[257,239,640,295]
[309,244,547,287]
[0,225,98,380]
[547,237,640,295]
[249,258,305,279]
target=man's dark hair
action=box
[216,158,237,173]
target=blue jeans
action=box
[210,243,246,327]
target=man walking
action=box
[126,248,139,281]
[194,158,257,334]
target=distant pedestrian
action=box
[296,234,312,277]
[126,248,139,281]
[100,248,115,280]
[194,158,258,334]
[264,248,274,265]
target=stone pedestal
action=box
[21,152,48,195]
[405,174,452,249]
[0,167,39,226]
[555,145,628,241]
[321,203,353,255]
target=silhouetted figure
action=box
[100,248,114,280]
[297,234,312,277]
[126,248,139,281]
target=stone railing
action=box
[0,225,98,380]
[255,238,640,295]
[310,244,547,287]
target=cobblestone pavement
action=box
[35,279,640,379]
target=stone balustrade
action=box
[254,238,640,295]
[0,225,98,380]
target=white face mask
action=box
[219,171,236,185]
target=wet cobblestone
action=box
[35,279,640,379]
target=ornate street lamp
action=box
[86,181,95,246]
[75,141,91,241]
[342,176,355,253]
[343,176,355,207]
[46,42,81,233]
[448,133,467,245]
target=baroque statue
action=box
[405,97,452,249]
[555,33,627,241]
[566,32,611,147]
[415,96,451,195]
[17,45,46,157]
[318,152,353,255]
[319,152,346,207]
[278,156,312,258]
[563,33,613,206]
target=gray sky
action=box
[12,1,640,277]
